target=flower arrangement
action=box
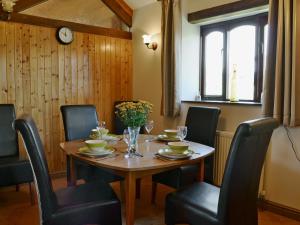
[115,100,153,127]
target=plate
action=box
[156,134,180,142]
[77,146,115,158]
[157,148,193,160]
[90,133,121,141]
[101,134,121,141]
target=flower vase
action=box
[128,126,140,155]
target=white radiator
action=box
[214,131,234,185]
[213,131,266,196]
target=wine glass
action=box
[177,126,187,142]
[99,121,106,129]
[144,120,154,142]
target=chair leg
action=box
[29,182,35,205]
[120,181,125,202]
[136,178,141,199]
[151,181,157,204]
[16,184,19,192]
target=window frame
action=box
[200,13,268,102]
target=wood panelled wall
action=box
[0,21,132,173]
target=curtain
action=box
[262,0,300,126]
[161,0,182,117]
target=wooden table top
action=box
[60,135,215,172]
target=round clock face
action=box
[57,27,73,44]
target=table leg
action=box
[198,158,205,182]
[125,172,136,225]
[69,156,77,186]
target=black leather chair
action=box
[165,117,279,225]
[152,106,220,203]
[60,105,123,186]
[14,114,122,225]
[0,104,34,204]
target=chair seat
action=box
[165,182,220,225]
[74,159,123,183]
[153,164,200,189]
[0,156,33,186]
[49,181,121,225]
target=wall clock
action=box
[56,27,74,45]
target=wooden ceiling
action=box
[0,0,133,28]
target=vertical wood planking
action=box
[0,21,132,173]
[88,34,95,105]
[29,25,38,120]
[99,36,106,120]
[0,23,7,103]
[36,26,45,145]
[6,23,15,104]
[14,24,23,116]
[64,44,72,105]
[44,28,53,170]
[83,34,89,104]
[77,33,84,104]
[22,24,31,114]
[105,37,111,129]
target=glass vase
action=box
[126,126,140,158]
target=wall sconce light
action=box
[142,35,158,51]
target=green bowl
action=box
[164,129,178,138]
[85,140,107,151]
[168,142,189,152]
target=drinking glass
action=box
[144,120,154,142]
[99,121,106,128]
[96,121,106,139]
[177,126,187,142]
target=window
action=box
[200,14,268,102]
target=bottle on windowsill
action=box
[195,91,201,101]
[229,64,239,102]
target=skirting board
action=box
[259,199,300,221]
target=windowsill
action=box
[182,99,262,106]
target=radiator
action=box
[213,131,266,196]
[214,131,234,185]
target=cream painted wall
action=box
[132,2,178,133]
[132,0,300,211]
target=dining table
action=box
[60,135,215,225]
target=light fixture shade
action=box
[1,0,18,13]
[142,35,152,45]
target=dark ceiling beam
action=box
[188,0,269,24]
[101,0,133,27]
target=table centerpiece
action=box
[115,100,153,155]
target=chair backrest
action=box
[0,104,19,157]
[185,106,220,148]
[14,115,57,223]
[60,105,99,141]
[218,118,278,225]
[113,101,145,135]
